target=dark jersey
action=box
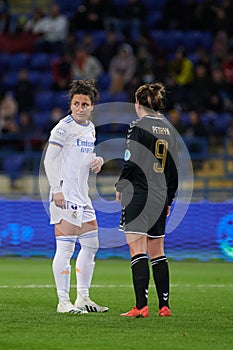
[115,114,178,206]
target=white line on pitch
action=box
[0,284,233,289]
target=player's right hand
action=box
[53,192,66,209]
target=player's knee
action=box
[78,230,99,252]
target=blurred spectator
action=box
[23,7,45,35]
[195,0,216,31]
[196,47,212,73]
[184,109,209,170]
[51,52,72,91]
[71,45,103,80]
[0,0,8,13]
[135,46,155,83]
[164,75,181,111]
[43,107,64,137]
[108,43,136,93]
[209,67,232,113]
[35,4,68,53]
[95,31,119,71]
[15,14,28,34]
[61,32,77,56]
[222,48,233,99]
[187,63,212,112]
[120,0,147,32]
[159,0,183,29]
[0,4,10,33]
[80,31,97,54]
[167,109,187,135]
[221,0,233,36]
[1,115,19,134]
[179,0,199,30]
[14,69,34,112]
[69,0,110,32]
[0,92,18,122]
[18,111,36,136]
[169,47,194,86]
[212,6,232,36]
[212,30,229,64]
[185,110,208,138]
[168,47,194,106]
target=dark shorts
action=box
[120,192,168,238]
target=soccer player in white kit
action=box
[44,80,109,314]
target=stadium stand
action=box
[0,0,233,200]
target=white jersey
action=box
[48,115,96,206]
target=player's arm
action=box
[166,142,179,207]
[90,124,104,174]
[44,142,65,209]
[115,124,140,193]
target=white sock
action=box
[52,236,76,303]
[76,230,99,299]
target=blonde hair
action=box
[135,82,165,111]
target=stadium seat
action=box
[112,91,128,103]
[8,53,30,70]
[143,0,167,10]
[182,31,212,52]
[3,71,18,89]
[27,70,41,85]
[146,11,162,29]
[33,111,51,129]
[29,53,51,70]
[91,30,106,48]
[55,0,82,15]
[53,91,68,111]
[164,30,183,52]
[2,153,25,183]
[151,30,166,46]
[34,90,55,111]
[98,72,111,91]
[213,113,232,135]
[39,72,54,90]
[0,53,10,72]
[183,136,208,160]
[99,90,114,104]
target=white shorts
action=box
[50,201,96,227]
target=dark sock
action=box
[151,255,170,309]
[131,254,150,309]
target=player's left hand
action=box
[91,157,103,173]
[115,191,122,202]
[167,206,171,217]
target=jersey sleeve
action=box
[44,142,63,194]
[44,121,69,195]
[115,122,141,192]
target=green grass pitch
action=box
[0,258,232,350]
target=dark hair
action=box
[68,79,99,105]
[135,82,165,111]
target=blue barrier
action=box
[0,199,233,261]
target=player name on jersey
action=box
[152,126,170,135]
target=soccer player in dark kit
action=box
[115,82,178,318]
